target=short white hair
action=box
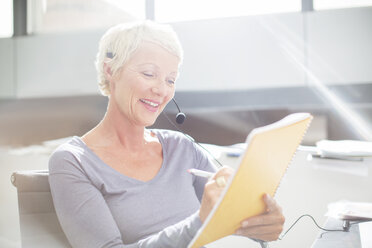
[95,20,184,96]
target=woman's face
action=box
[110,41,179,127]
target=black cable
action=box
[171,98,182,113]
[162,112,223,168]
[279,214,345,240]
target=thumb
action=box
[263,193,277,212]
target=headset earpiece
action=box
[172,98,186,124]
[176,112,186,124]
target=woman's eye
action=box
[167,79,175,85]
[143,72,154,77]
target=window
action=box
[314,0,372,10]
[155,0,301,23]
[0,0,13,38]
[28,0,146,34]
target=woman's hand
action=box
[235,194,285,241]
[199,166,234,223]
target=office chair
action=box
[11,170,71,248]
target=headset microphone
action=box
[172,98,186,124]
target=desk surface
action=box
[311,218,361,248]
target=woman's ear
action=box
[103,62,113,82]
[103,62,116,92]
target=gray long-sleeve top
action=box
[48,129,217,248]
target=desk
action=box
[311,218,361,248]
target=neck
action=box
[91,98,148,152]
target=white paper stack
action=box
[299,139,372,161]
[326,201,372,221]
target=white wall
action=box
[172,13,305,91]
[15,31,101,97]
[0,38,14,98]
[307,7,372,85]
[0,7,371,98]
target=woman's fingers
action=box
[235,194,285,241]
[263,193,282,213]
[212,166,234,180]
[199,166,234,223]
[211,166,233,188]
[240,212,285,228]
[236,224,284,241]
[235,218,284,241]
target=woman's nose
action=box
[151,79,167,96]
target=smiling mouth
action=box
[140,99,159,107]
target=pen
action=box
[187,169,214,179]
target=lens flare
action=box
[258,16,372,141]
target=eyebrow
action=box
[136,63,158,69]
[136,63,178,76]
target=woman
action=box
[49,21,284,248]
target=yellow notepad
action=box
[188,113,313,248]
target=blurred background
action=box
[1,0,372,247]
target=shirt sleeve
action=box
[126,211,202,248]
[49,149,203,248]
[190,142,219,202]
